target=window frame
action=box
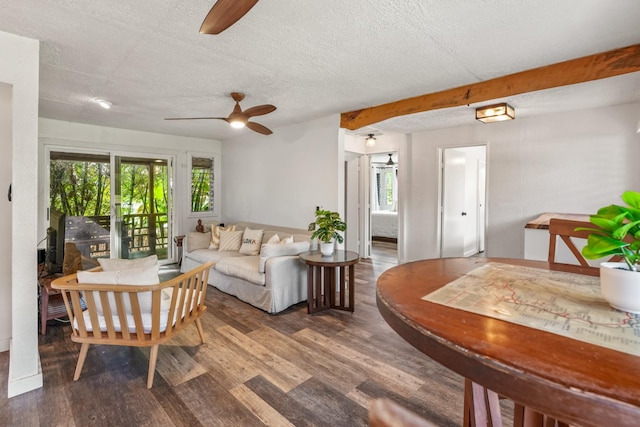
[188,152,219,218]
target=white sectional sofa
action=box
[181,221,315,314]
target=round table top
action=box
[299,250,359,266]
[376,257,640,427]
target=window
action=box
[372,164,398,211]
[190,155,217,215]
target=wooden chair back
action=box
[547,218,613,276]
[51,261,214,388]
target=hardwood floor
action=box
[0,259,513,426]
[371,240,397,264]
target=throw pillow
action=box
[265,233,294,245]
[98,254,158,271]
[210,224,236,249]
[185,231,212,252]
[239,227,264,255]
[218,230,243,251]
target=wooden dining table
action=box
[376,257,640,427]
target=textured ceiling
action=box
[1,0,639,140]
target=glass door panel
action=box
[48,151,111,270]
[114,155,170,261]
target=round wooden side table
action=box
[299,250,359,314]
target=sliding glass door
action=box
[114,155,171,260]
[48,149,173,266]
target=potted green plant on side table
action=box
[310,209,346,256]
[579,190,640,313]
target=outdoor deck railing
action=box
[65,213,168,259]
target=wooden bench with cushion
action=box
[51,260,215,388]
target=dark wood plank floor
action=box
[0,258,513,426]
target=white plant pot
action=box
[320,240,335,256]
[600,262,640,314]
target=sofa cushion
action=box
[239,227,264,255]
[186,231,212,252]
[98,254,158,271]
[185,248,244,264]
[259,241,311,273]
[219,230,243,251]
[215,256,265,286]
[210,224,236,249]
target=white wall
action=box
[0,30,41,397]
[403,101,640,262]
[38,118,221,241]
[221,115,343,229]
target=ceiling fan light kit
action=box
[165,91,276,135]
[476,103,515,123]
[229,120,246,129]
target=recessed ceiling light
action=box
[95,99,112,109]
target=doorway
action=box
[370,152,398,263]
[440,145,487,258]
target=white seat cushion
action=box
[214,256,265,286]
[74,288,194,334]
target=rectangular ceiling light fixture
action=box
[475,102,515,123]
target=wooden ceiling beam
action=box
[340,44,640,131]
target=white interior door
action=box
[441,148,466,257]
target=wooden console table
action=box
[299,250,359,314]
[38,273,66,335]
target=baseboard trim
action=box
[7,340,43,398]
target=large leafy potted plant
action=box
[579,190,640,313]
[310,209,346,256]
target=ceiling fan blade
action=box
[243,104,276,118]
[164,117,228,121]
[246,121,272,135]
[200,0,259,35]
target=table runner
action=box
[423,262,640,356]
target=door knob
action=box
[461,212,467,216]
